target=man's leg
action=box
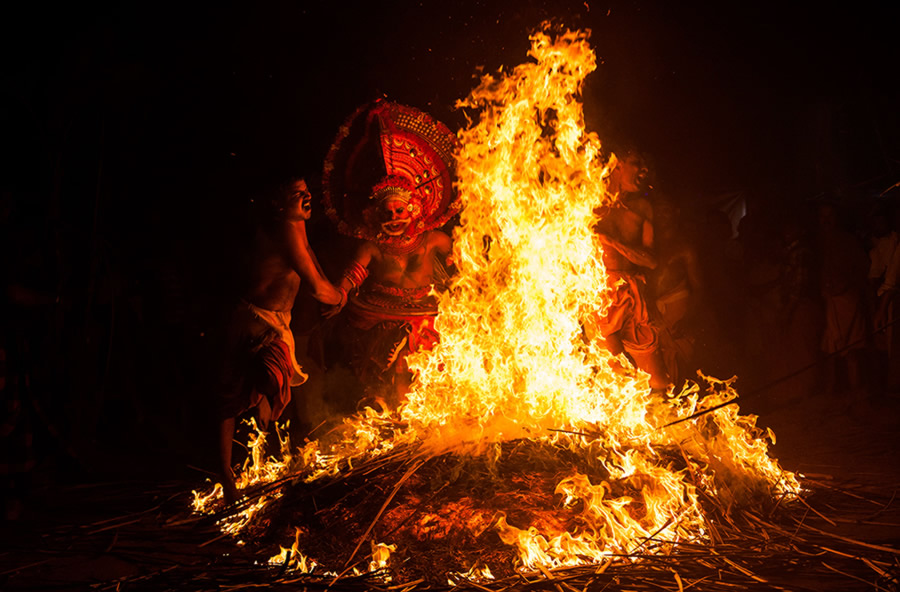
[218,417,239,504]
[631,348,671,392]
[392,358,412,409]
[256,396,272,431]
[600,332,625,356]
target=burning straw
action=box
[193,24,807,585]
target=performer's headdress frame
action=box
[323,100,460,244]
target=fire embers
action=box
[238,437,762,582]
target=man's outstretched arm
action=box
[283,219,342,305]
[596,230,658,270]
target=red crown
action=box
[323,100,460,244]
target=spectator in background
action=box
[817,200,870,406]
[774,213,822,405]
[650,192,706,388]
[873,205,900,393]
[735,208,784,397]
[866,206,898,300]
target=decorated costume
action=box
[323,100,458,380]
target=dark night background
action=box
[1,0,898,488]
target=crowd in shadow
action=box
[645,188,900,424]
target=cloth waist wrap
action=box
[596,271,659,355]
[215,301,307,422]
[244,301,307,387]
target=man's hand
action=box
[322,303,344,319]
[322,287,348,318]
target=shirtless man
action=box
[217,177,343,503]
[321,101,459,408]
[593,151,670,391]
[330,177,453,406]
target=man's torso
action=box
[370,231,448,290]
[599,198,651,273]
[244,226,300,312]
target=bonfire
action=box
[193,26,801,586]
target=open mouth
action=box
[383,221,409,234]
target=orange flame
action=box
[368,541,397,574]
[402,28,642,451]
[268,527,318,573]
[194,25,800,576]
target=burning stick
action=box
[340,457,428,575]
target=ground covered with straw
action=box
[4,402,899,592]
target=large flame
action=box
[195,26,801,577]
[403,28,647,449]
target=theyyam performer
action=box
[323,100,459,407]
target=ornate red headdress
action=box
[323,100,460,245]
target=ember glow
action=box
[194,26,801,578]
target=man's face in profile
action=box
[615,154,648,194]
[288,179,313,221]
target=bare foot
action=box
[223,479,240,505]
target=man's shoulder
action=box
[260,216,307,244]
[425,228,451,240]
[626,195,654,220]
[425,229,452,250]
[358,239,387,262]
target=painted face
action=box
[379,193,413,236]
[288,179,312,220]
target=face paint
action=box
[380,193,413,236]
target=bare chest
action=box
[613,208,646,244]
[374,247,433,287]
